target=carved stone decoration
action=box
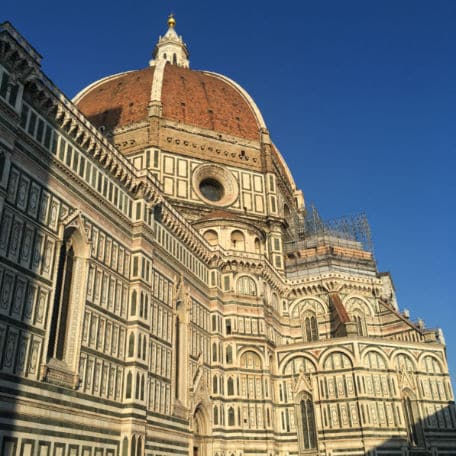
[189,367,211,423]
[397,367,417,392]
[293,366,313,394]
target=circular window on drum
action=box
[199,178,224,202]
[193,164,238,207]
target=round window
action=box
[192,164,238,207]
[199,178,224,202]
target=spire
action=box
[149,14,190,68]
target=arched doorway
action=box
[192,405,210,456]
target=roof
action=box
[75,64,263,141]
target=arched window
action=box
[173,53,177,65]
[137,334,142,358]
[128,333,135,357]
[228,407,235,426]
[204,229,218,246]
[140,292,144,317]
[213,375,218,393]
[130,435,136,456]
[214,405,219,425]
[126,371,132,399]
[298,394,318,450]
[48,227,88,362]
[226,345,233,364]
[135,372,140,399]
[354,312,366,336]
[130,291,137,316]
[122,437,128,456]
[142,337,147,360]
[240,351,262,370]
[225,319,232,335]
[236,276,257,296]
[402,390,425,447]
[303,313,318,342]
[231,230,245,250]
[254,237,261,253]
[227,377,234,395]
[136,437,142,456]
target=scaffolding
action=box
[284,205,374,256]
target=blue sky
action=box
[4,1,456,383]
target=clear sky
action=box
[4,1,456,383]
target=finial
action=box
[168,13,176,28]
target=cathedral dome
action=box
[72,15,302,217]
[74,64,265,141]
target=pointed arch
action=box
[227,377,234,396]
[225,344,233,364]
[213,405,219,425]
[136,436,142,456]
[47,223,90,370]
[128,333,135,357]
[121,437,128,456]
[302,311,319,342]
[295,391,318,451]
[130,435,136,456]
[402,388,425,447]
[228,406,235,426]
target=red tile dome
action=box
[75,63,264,141]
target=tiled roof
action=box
[76,64,261,141]
[76,67,155,132]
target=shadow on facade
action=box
[0,21,129,456]
[340,402,456,456]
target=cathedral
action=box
[0,15,455,456]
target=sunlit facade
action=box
[0,17,455,456]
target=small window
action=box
[226,319,232,335]
[128,333,135,357]
[204,229,218,246]
[231,230,245,250]
[227,377,234,396]
[130,291,137,316]
[226,345,233,364]
[126,371,132,399]
[228,407,235,426]
[303,314,318,342]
